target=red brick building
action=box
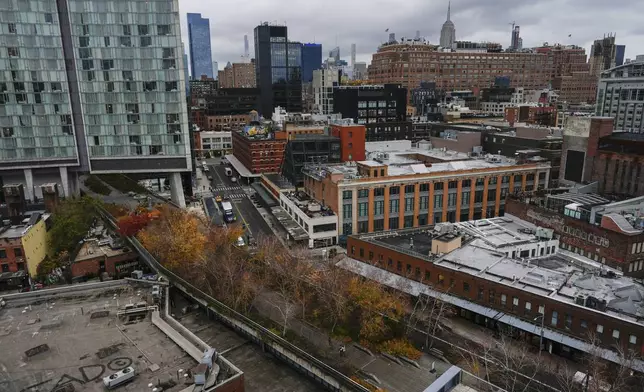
[504,105,557,127]
[231,131,287,174]
[506,196,644,277]
[71,240,139,279]
[330,123,366,162]
[343,216,644,367]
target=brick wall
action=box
[346,235,644,353]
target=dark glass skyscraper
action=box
[254,23,302,116]
[187,13,213,79]
[301,43,322,83]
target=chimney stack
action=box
[40,183,60,213]
[3,184,26,224]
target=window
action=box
[389,186,399,195]
[368,251,373,260]
[424,271,431,281]
[525,301,531,314]
[462,191,470,206]
[419,196,429,210]
[629,335,637,345]
[397,261,402,272]
[612,329,620,339]
[551,310,558,326]
[489,290,495,304]
[374,188,384,197]
[14,248,22,257]
[420,184,429,192]
[343,190,352,200]
[434,194,443,208]
[538,305,544,315]
[140,36,152,47]
[0,249,6,258]
[463,282,470,292]
[373,201,384,215]
[342,204,352,220]
[501,294,507,306]
[7,47,19,57]
[580,319,588,329]
[390,199,399,213]
[405,185,415,194]
[8,23,16,34]
[79,36,89,47]
[157,24,171,35]
[438,274,445,285]
[358,189,368,198]
[477,287,484,300]
[434,182,444,191]
[358,202,368,217]
[512,296,519,308]
[405,197,414,212]
[45,13,53,23]
[565,314,572,330]
[359,248,364,257]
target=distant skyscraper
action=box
[187,13,214,79]
[244,35,249,58]
[388,33,396,43]
[213,61,219,79]
[439,2,456,49]
[351,44,356,67]
[615,45,626,66]
[254,23,302,115]
[329,47,340,63]
[517,37,523,50]
[183,48,190,96]
[415,30,420,40]
[302,43,323,83]
[510,25,521,50]
[590,34,618,76]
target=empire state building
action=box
[439,2,456,49]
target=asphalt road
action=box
[233,197,274,240]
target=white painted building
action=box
[313,68,341,115]
[279,191,338,248]
[199,131,232,156]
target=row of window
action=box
[0,248,23,259]
[351,247,639,346]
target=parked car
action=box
[236,236,245,247]
[215,195,223,203]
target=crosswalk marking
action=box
[228,193,248,199]
[212,186,243,191]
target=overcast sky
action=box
[179,0,644,71]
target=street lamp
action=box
[534,313,545,357]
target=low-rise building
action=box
[0,213,49,279]
[341,215,644,371]
[302,147,551,238]
[282,134,341,187]
[506,192,644,276]
[194,131,233,158]
[231,125,287,176]
[71,237,138,279]
[279,191,338,248]
[504,105,557,127]
[218,61,256,89]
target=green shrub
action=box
[84,175,111,195]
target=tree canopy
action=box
[48,197,100,255]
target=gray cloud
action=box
[178,0,644,72]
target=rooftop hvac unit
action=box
[575,295,585,306]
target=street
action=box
[205,159,273,241]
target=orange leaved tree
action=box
[137,206,206,268]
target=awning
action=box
[250,183,278,208]
[225,154,260,178]
[337,257,644,373]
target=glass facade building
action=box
[1,0,191,203]
[0,0,78,167]
[254,24,302,116]
[301,43,322,83]
[187,13,213,80]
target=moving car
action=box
[215,195,223,203]
[225,167,233,176]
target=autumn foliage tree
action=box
[117,213,152,237]
[137,206,206,268]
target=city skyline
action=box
[179,0,644,71]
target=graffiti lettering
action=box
[107,357,132,371]
[79,364,106,382]
[562,225,610,247]
[18,357,133,392]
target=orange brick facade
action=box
[330,124,366,162]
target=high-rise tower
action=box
[254,23,302,116]
[0,0,191,207]
[439,1,456,49]
[351,44,356,67]
[187,13,214,79]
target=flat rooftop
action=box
[354,214,644,327]
[307,148,547,182]
[0,284,196,392]
[282,191,336,219]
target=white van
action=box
[103,367,136,389]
